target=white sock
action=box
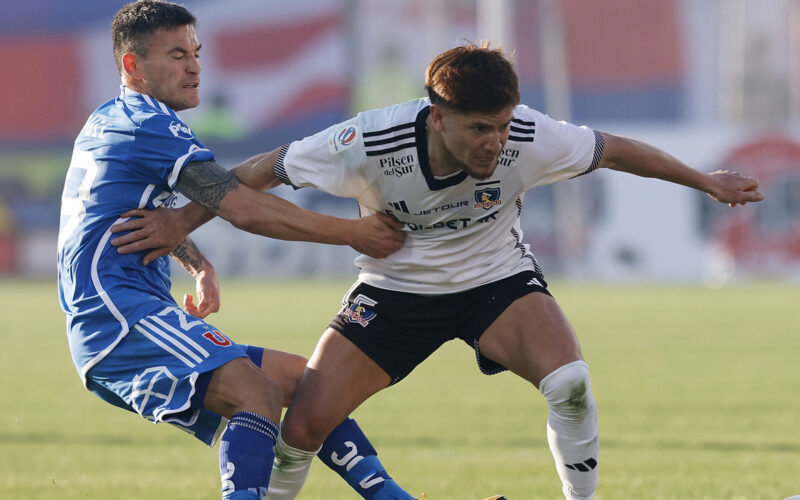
[539,360,599,500]
[265,431,320,500]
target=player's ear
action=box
[429,104,446,132]
[121,52,140,80]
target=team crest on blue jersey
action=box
[328,125,360,154]
[344,294,377,327]
[474,187,502,210]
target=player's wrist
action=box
[175,204,207,234]
[341,218,364,250]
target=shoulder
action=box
[357,98,429,132]
[356,99,428,158]
[113,89,198,143]
[136,109,197,142]
[512,104,595,147]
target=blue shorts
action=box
[85,304,260,446]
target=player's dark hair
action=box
[112,0,196,73]
[425,41,520,113]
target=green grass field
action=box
[2,279,798,500]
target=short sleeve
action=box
[516,106,604,189]
[133,113,215,189]
[275,117,374,198]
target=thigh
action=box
[281,327,392,450]
[478,292,583,387]
[258,348,308,408]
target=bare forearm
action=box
[169,236,211,278]
[597,131,764,205]
[598,132,713,193]
[177,160,356,245]
[219,186,357,245]
[175,148,283,231]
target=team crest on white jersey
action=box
[328,125,360,154]
[474,186,502,210]
[344,294,377,327]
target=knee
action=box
[539,360,596,422]
[281,407,332,450]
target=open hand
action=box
[110,207,187,265]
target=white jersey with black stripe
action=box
[275,98,603,294]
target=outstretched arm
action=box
[169,236,220,319]
[598,131,764,207]
[111,150,280,260]
[112,149,405,264]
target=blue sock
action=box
[318,418,413,500]
[219,411,279,500]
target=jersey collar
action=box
[415,106,467,191]
[118,85,178,118]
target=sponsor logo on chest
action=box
[498,147,520,167]
[380,153,415,177]
[169,121,194,139]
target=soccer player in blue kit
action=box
[56,1,425,499]
[111,38,765,500]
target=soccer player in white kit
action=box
[114,42,764,499]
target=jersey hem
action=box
[357,260,537,295]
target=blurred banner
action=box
[0,0,797,283]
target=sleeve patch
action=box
[328,125,360,154]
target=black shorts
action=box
[329,271,550,384]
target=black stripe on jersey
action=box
[364,131,415,147]
[510,227,543,275]
[363,122,415,138]
[273,144,299,188]
[365,142,417,157]
[508,135,534,142]
[508,118,535,143]
[570,130,605,179]
[475,180,500,186]
[510,125,535,134]
[364,122,417,157]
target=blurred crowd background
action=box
[1,0,799,285]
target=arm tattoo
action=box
[170,237,204,277]
[176,160,240,211]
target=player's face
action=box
[130,25,201,111]
[433,105,514,180]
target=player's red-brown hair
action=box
[425,41,520,113]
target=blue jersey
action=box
[57,86,214,384]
